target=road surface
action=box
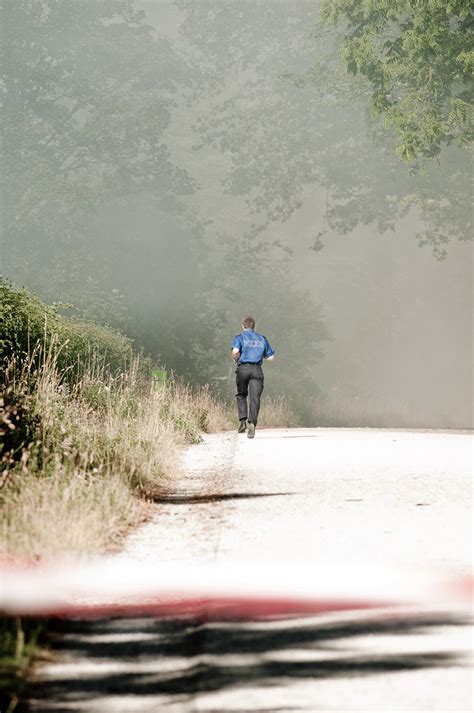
[26,428,473,712]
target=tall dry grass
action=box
[1,339,299,558]
[257,395,299,429]
[0,350,234,559]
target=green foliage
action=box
[0,281,133,375]
[0,0,194,325]
[0,618,45,713]
[181,0,471,257]
[1,335,240,557]
[0,0,193,240]
[321,0,474,161]
[1,381,40,469]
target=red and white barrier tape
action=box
[1,559,472,619]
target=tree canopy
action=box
[1,0,195,324]
[177,0,471,257]
[320,0,474,161]
[0,0,192,240]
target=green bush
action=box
[0,280,134,377]
[0,617,45,712]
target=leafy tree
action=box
[0,0,192,235]
[177,0,471,257]
[320,0,474,161]
[0,0,194,323]
[0,0,203,347]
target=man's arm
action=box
[263,337,275,361]
[231,334,242,365]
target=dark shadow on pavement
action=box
[22,613,468,712]
[152,492,296,504]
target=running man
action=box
[231,315,275,438]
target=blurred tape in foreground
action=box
[0,559,472,619]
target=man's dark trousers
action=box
[235,363,264,426]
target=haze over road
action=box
[28,429,473,712]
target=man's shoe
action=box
[238,421,247,433]
[247,423,255,439]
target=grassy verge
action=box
[1,361,295,559]
[1,282,299,555]
[1,284,297,558]
[1,353,236,558]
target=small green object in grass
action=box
[152,369,167,387]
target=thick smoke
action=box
[2,0,471,428]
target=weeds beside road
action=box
[1,284,295,560]
[1,351,237,559]
[1,353,294,560]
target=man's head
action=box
[242,315,255,330]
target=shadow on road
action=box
[152,492,296,504]
[24,613,468,711]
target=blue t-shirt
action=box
[231,329,275,365]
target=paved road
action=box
[27,428,473,712]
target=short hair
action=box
[242,315,255,329]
